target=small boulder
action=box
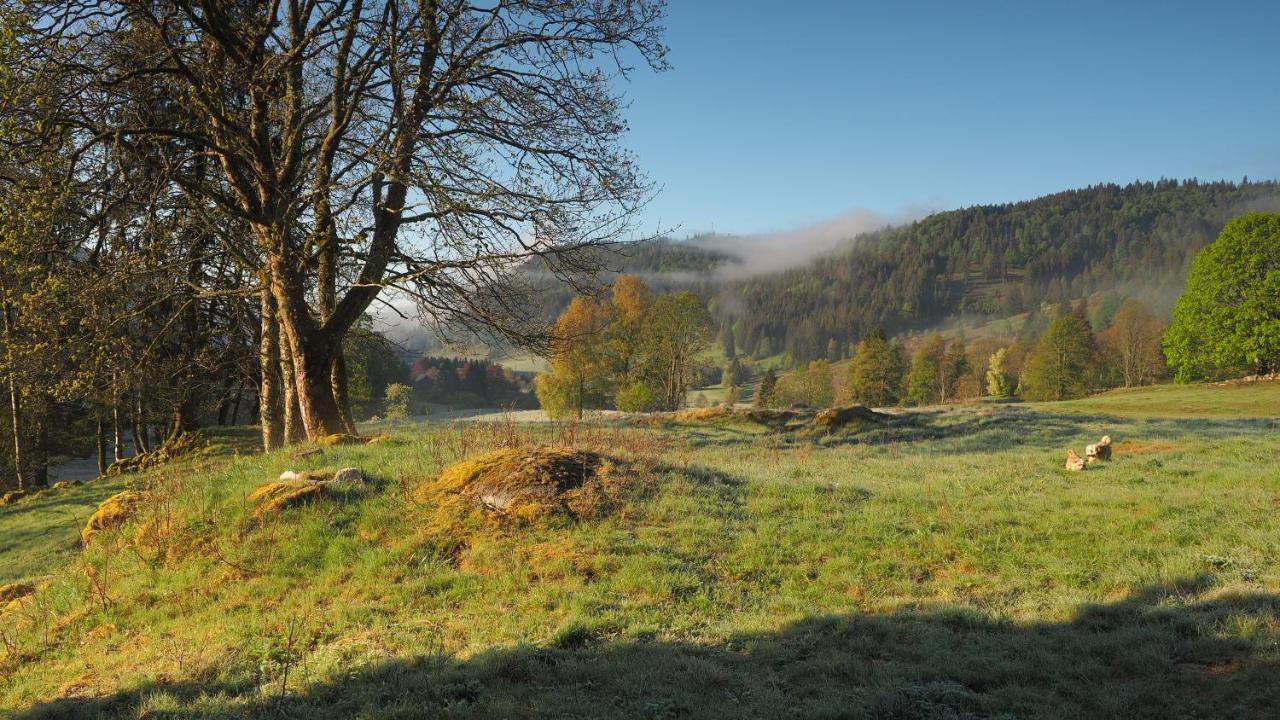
[332,467,366,484]
[0,489,25,506]
[278,470,302,481]
[1065,448,1086,472]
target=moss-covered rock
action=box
[420,446,633,523]
[81,490,149,545]
[316,433,363,447]
[248,481,329,515]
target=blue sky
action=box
[619,1,1280,237]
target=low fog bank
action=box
[686,206,930,280]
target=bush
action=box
[384,383,412,422]
[615,381,655,412]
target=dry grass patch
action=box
[673,406,733,422]
[81,490,149,545]
[1113,440,1184,456]
[0,581,35,607]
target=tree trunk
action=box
[332,351,357,434]
[31,412,48,488]
[7,373,23,492]
[168,399,199,445]
[3,300,24,491]
[96,416,107,477]
[279,335,307,444]
[259,288,284,451]
[112,399,124,462]
[231,385,243,426]
[135,395,151,454]
[131,397,147,456]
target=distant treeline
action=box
[407,357,536,411]
[535,179,1279,366]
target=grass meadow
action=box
[1,383,1278,718]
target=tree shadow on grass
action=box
[18,576,1280,719]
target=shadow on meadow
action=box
[667,405,1280,458]
[19,576,1280,719]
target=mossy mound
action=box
[0,489,25,506]
[811,405,892,431]
[81,490,149,545]
[49,481,74,491]
[316,433,364,447]
[421,446,634,523]
[248,481,329,515]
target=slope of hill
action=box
[2,384,1280,718]
[530,179,1279,366]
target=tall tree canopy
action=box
[16,0,668,440]
[1021,314,1096,401]
[1164,213,1280,381]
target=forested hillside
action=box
[539,179,1279,364]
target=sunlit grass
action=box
[1,385,1278,717]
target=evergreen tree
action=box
[1022,315,1097,401]
[847,328,905,407]
[756,368,778,407]
[720,324,737,359]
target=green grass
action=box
[2,385,1279,718]
[0,477,131,586]
[1040,379,1280,418]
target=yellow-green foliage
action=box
[80,490,148,545]
[248,480,329,515]
[0,489,25,505]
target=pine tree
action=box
[756,368,778,407]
